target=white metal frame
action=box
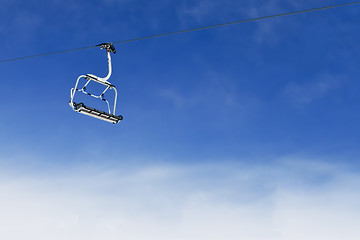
[69,48,118,116]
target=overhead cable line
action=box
[1,1,360,63]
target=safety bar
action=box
[69,74,118,115]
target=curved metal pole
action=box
[97,51,112,82]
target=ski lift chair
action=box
[69,43,123,124]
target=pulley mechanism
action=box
[69,43,123,124]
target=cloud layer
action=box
[0,158,359,240]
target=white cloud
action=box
[282,74,343,105]
[156,70,261,113]
[178,0,217,25]
[0,158,359,240]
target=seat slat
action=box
[73,102,123,124]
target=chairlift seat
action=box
[73,102,123,124]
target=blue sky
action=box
[1,0,360,239]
